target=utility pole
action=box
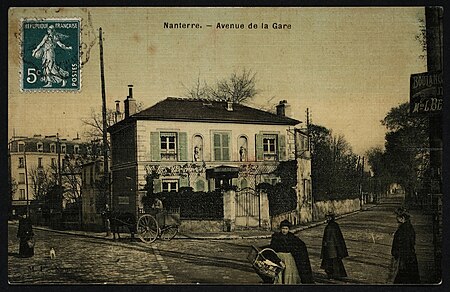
[99,27,111,236]
[57,133,62,186]
[23,145,29,217]
[99,27,110,209]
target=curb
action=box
[9,204,379,241]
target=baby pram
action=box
[247,245,284,283]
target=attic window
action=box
[202,102,213,107]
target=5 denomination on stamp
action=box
[21,18,81,91]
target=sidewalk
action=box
[8,203,378,241]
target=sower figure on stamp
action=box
[17,214,34,258]
[320,211,348,280]
[32,25,72,88]
[388,207,420,284]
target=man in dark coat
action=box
[17,215,34,258]
[390,207,420,284]
[320,212,348,280]
[269,219,314,284]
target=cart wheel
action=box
[160,226,178,241]
[137,214,159,243]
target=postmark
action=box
[21,18,81,91]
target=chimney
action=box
[115,100,121,113]
[276,100,291,117]
[226,100,233,111]
[124,84,137,118]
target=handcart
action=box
[247,245,284,283]
[136,208,180,243]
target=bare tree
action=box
[29,166,55,202]
[185,69,260,104]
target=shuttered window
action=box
[255,133,287,161]
[213,132,230,161]
[160,132,177,160]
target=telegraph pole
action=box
[99,27,110,209]
[23,146,29,217]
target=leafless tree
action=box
[185,69,260,104]
[29,166,55,201]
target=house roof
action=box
[116,97,300,127]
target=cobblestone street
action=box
[8,226,173,284]
[157,195,438,284]
[8,195,438,284]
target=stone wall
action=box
[313,198,361,220]
[271,210,300,230]
[179,219,224,233]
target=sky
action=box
[8,7,426,155]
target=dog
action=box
[49,248,56,259]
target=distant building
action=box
[81,158,105,231]
[108,86,311,228]
[8,135,86,216]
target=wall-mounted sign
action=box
[118,196,130,205]
[410,71,443,115]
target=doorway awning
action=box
[206,165,240,179]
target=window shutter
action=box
[255,134,263,161]
[223,133,230,161]
[179,176,189,188]
[278,134,286,161]
[153,179,162,193]
[150,132,160,161]
[178,132,188,161]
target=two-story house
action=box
[108,86,310,228]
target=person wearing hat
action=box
[320,211,348,280]
[269,219,314,284]
[17,214,34,258]
[389,207,420,284]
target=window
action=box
[50,144,56,153]
[61,144,67,154]
[19,173,25,184]
[51,158,56,167]
[263,135,277,160]
[160,132,177,160]
[18,157,24,168]
[162,179,178,192]
[38,157,43,168]
[37,143,43,152]
[19,189,25,200]
[213,132,230,161]
[18,143,25,153]
[74,145,80,154]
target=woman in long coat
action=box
[269,219,314,284]
[320,212,348,279]
[17,215,34,258]
[390,207,420,284]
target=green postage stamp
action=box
[21,18,81,91]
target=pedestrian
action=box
[320,211,349,280]
[269,219,314,284]
[152,197,163,212]
[388,207,420,284]
[17,214,34,258]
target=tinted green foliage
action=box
[143,187,224,219]
[308,124,362,201]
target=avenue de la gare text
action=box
[163,22,292,29]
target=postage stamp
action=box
[21,18,81,91]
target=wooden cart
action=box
[136,208,181,243]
